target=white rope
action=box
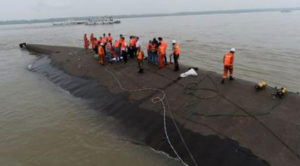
[104,67,198,166]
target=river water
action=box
[0,11,300,166]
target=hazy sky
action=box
[1,0,300,20]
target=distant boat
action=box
[85,16,121,26]
[53,20,87,26]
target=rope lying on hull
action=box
[104,67,198,166]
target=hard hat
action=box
[230,48,236,52]
[172,40,176,44]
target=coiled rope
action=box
[104,67,198,166]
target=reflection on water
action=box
[0,11,299,166]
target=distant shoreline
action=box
[1,7,299,25]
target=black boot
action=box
[221,79,225,84]
[229,76,234,81]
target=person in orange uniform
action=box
[171,40,180,71]
[113,40,120,61]
[98,43,105,65]
[129,36,137,58]
[120,37,128,63]
[107,33,113,43]
[158,37,167,65]
[84,34,89,49]
[102,33,107,42]
[158,43,165,69]
[136,47,144,73]
[221,48,235,84]
[90,33,94,48]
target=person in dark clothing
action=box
[152,38,159,65]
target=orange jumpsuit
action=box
[158,45,165,69]
[84,34,89,49]
[98,46,105,65]
[223,52,234,79]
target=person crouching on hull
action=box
[136,47,144,73]
[221,48,235,84]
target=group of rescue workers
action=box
[84,33,235,83]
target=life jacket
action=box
[137,51,143,60]
[224,52,234,66]
[146,43,150,51]
[173,44,180,55]
[98,46,104,55]
[114,41,119,48]
[120,40,126,51]
[90,34,94,42]
[158,45,165,55]
[108,36,113,42]
[161,41,167,50]
[129,38,136,47]
[101,38,106,44]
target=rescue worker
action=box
[158,37,167,65]
[120,37,128,63]
[158,42,165,69]
[151,39,158,65]
[84,34,89,49]
[105,42,113,63]
[102,33,107,43]
[114,40,121,61]
[129,36,136,58]
[136,37,141,50]
[172,40,180,71]
[107,33,113,43]
[98,43,105,65]
[221,48,235,84]
[93,38,98,54]
[90,33,94,49]
[136,47,144,73]
[146,40,152,63]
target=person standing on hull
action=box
[136,47,144,73]
[90,33,94,49]
[107,33,113,43]
[129,36,136,59]
[105,41,113,63]
[98,43,105,65]
[172,40,180,71]
[221,48,235,84]
[146,40,152,63]
[152,38,159,65]
[158,42,165,69]
[94,38,99,54]
[158,37,167,65]
[120,37,128,63]
[114,40,120,62]
[83,34,89,49]
[135,37,141,56]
